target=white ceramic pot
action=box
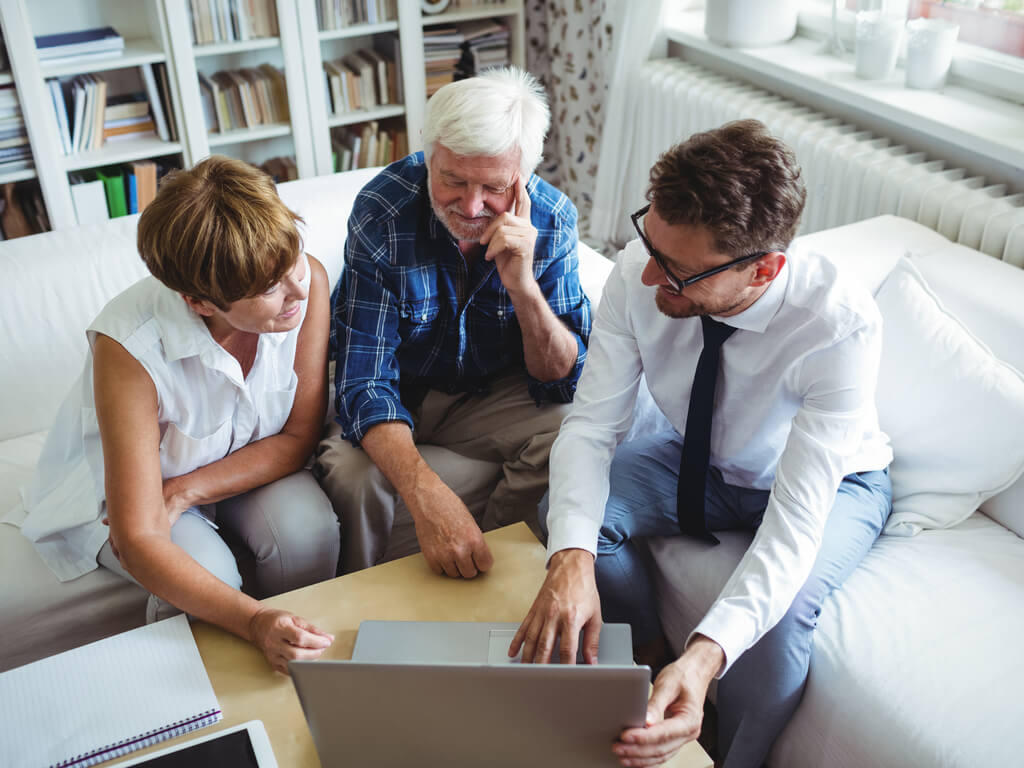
[704,0,799,48]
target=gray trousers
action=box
[98,469,340,623]
[315,370,571,574]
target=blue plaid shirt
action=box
[330,152,591,444]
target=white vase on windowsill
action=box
[704,0,799,48]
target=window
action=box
[804,0,1024,58]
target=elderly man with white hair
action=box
[315,67,590,578]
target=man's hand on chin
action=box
[411,476,493,579]
[613,635,724,767]
[509,547,603,665]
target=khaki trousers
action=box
[315,370,571,574]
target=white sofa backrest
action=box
[0,215,148,441]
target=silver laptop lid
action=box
[290,659,650,768]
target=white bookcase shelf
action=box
[191,36,280,58]
[64,138,183,172]
[0,167,36,184]
[421,3,522,26]
[328,103,406,129]
[320,21,400,42]
[39,39,167,78]
[207,122,291,147]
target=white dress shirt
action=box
[14,254,310,582]
[546,240,892,674]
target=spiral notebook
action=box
[0,614,222,768]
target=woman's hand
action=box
[248,607,335,674]
[162,476,199,528]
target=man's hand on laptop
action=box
[411,479,493,579]
[248,607,335,675]
[509,548,602,665]
[613,635,724,767]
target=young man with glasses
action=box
[511,120,893,768]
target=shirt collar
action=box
[713,258,790,334]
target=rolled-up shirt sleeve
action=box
[331,211,413,445]
[690,321,886,676]
[526,203,592,404]
[545,259,641,558]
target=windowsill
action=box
[663,10,1024,179]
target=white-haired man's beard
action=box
[428,187,496,242]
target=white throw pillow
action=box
[874,258,1024,535]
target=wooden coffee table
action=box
[116,523,712,768]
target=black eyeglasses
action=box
[630,204,770,293]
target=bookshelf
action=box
[163,0,315,180]
[0,0,186,230]
[0,0,528,232]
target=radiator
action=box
[626,58,1024,268]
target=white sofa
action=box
[2,169,1022,768]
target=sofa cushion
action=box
[874,258,1024,535]
[909,244,1024,538]
[0,217,147,442]
[0,434,146,671]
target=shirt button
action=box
[421,312,428,320]
[497,310,504,317]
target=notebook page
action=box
[0,614,222,768]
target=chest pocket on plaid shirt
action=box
[398,299,440,339]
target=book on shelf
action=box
[325,47,399,115]
[203,65,287,132]
[105,93,150,121]
[189,0,279,46]
[331,120,406,172]
[34,26,124,65]
[318,0,398,31]
[0,181,48,238]
[260,155,297,183]
[104,116,157,142]
[456,19,510,78]
[140,63,171,142]
[70,160,167,224]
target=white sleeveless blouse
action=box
[17,253,311,581]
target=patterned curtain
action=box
[525,0,614,242]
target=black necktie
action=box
[677,316,736,544]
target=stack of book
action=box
[197,65,289,134]
[319,0,398,31]
[259,155,298,183]
[103,94,156,142]
[49,63,175,155]
[69,159,165,224]
[322,42,400,116]
[34,26,124,68]
[331,120,408,172]
[457,19,510,77]
[423,26,464,97]
[0,85,31,174]
[188,0,278,45]
[0,181,49,239]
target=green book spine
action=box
[95,167,127,218]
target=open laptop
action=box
[290,621,650,768]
